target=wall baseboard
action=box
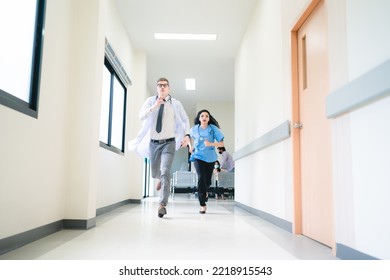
[96,199,141,217]
[62,218,96,230]
[235,202,380,260]
[0,199,139,256]
[336,243,379,260]
[0,220,63,256]
[235,201,292,233]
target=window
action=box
[0,0,46,118]
[99,57,127,154]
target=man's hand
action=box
[181,135,191,148]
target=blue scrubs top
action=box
[190,124,224,163]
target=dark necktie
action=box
[156,104,164,133]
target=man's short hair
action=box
[218,147,226,152]
[157,77,169,85]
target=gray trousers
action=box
[149,141,176,206]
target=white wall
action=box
[0,0,147,239]
[0,0,73,238]
[96,0,146,208]
[330,0,390,259]
[235,0,390,259]
[235,0,294,221]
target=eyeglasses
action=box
[157,83,169,88]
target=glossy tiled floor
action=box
[0,195,338,260]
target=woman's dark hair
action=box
[217,147,226,152]
[194,109,220,128]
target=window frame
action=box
[99,57,127,155]
[0,0,46,118]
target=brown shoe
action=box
[156,181,161,191]
[158,205,167,218]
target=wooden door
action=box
[296,0,333,247]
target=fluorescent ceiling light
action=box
[185,79,196,90]
[154,33,217,40]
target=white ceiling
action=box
[114,0,258,116]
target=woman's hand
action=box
[204,140,212,147]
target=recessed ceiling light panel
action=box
[154,33,217,40]
[185,78,196,90]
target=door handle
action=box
[293,122,302,129]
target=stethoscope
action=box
[198,124,210,141]
[156,94,172,103]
